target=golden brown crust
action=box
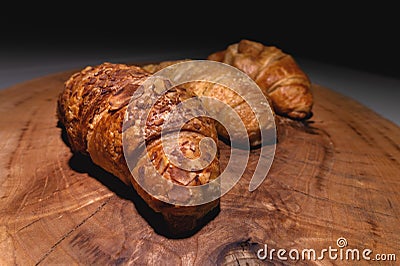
[142,65,275,147]
[207,39,313,120]
[57,63,148,154]
[57,62,221,235]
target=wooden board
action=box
[0,67,399,265]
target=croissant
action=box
[207,39,313,120]
[57,62,221,236]
[143,60,276,147]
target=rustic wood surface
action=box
[0,67,399,266]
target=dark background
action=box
[1,4,399,80]
[0,4,399,125]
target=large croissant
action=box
[57,62,220,236]
[208,39,313,120]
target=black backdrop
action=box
[2,4,399,80]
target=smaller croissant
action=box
[142,60,276,147]
[208,39,313,120]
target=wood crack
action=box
[17,218,41,232]
[290,187,396,218]
[34,197,112,265]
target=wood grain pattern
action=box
[0,68,399,265]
